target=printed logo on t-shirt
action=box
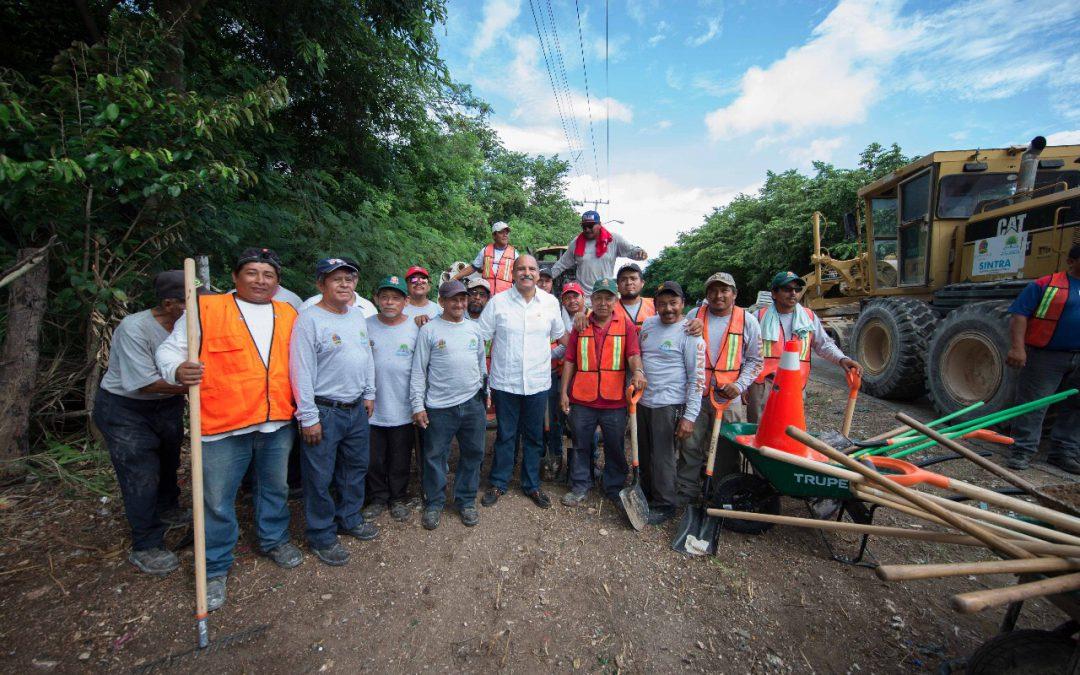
[330,333,343,347]
[435,339,447,350]
[468,338,478,350]
[396,343,412,356]
[659,339,674,352]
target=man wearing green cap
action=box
[364,275,420,522]
[747,271,861,423]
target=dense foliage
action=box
[0,0,580,441]
[646,143,910,304]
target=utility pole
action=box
[573,198,610,212]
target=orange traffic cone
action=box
[755,339,813,457]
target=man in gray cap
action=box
[92,271,200,575]
[676,272,763,505]
[453,221,518,295]
[410,280,489,530]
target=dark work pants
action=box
[366,423,414,506]
[1011,348,1080,461]
[301,403,371,548]
[637,403,681,510]
[568,404,628,499]
[422,394,487,510]
[544,372,565,458]
[488,389,547,493]
[93,388,184,550]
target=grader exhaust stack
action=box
[1015,136,1047,202]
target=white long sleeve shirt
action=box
[475,286,566,395]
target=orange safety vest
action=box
[620,297,656,327]
[755,305,814,385]
[197,294,297,436]
[482,243,516,294]
[697,305,745,390]
[1025,271,1070,348]
[571,313,629,403]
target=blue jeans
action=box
[422,393,487,510]
[301,403,371,548]
[92,388,184,550]
[202,424,294,578]
[488,388,547,493]
[1010,348,1080,461]
[569,404,629,499]
[543,373,564,459]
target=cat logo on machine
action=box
[996,213,1027,236]
[793,472,850,489]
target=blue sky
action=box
[438,0,1080,257]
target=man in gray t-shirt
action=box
[92,271,193,576]
[549,210,648,298]
[637,282,705,523]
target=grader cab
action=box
[802,136,1080,418]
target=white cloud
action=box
[648,20,670,45]
[593,35,630,64]
[1047,130,1080,145]
[566,172,758,258]
[493,124,577,155]
[789,136,847,168]
[470,0,521,58]
[626,0,657,26]
[686,14,723,47]
[665,66,683,91]
[638,119,673,134]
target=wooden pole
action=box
[184,259,209,648]
[877,558,1080,582]
[950,572,1080,614]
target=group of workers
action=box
[90,207,1078,614]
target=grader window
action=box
[870,197,899,288]
[937,170,1080,219]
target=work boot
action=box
[458,504,479,527]
[362,502,386,521]
[527,489,552,509]
[389,501,411,522]
[1006,454,1032,470]
[207,576,227,612]
[422,509,441,530]
[560,490,586,507]
[311,540,350,567]
[128,548,179,576]
[647,507,675,526]
[481,487,505,507]
[159,507,191,527]
[263,542,303,569]
[343,522,379,541]
[1048,456,1080,475]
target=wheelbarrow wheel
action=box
[710,473,781,535]
[965,629,1076,675]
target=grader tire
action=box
[850,298,938,400]
[926,300,1017,420]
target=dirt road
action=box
[0,371,1072,673]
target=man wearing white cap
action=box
[453,221,518,295]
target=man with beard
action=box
[616,263,655,328]
[550,211,648,299]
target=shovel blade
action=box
[671,506,702,553]
[695,510,719,553]
[619,483,649,531]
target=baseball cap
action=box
[438,280,467,298]
[581,210,601,224]
[468,277,492,295]
[654,280,684,299]
[234,247,281,272]
[539,268,553,278]
[770,271,806,289]
[491,221,510,233]
[705,272,737,290]
[154,270,208,300]
[617,263,643,278]
[375,274,408,295]
[406,265,429,279]
[315,257,358,277]
[591,278,618,296]
[560,281,585,297]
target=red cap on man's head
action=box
[405,265,429,279]
[560,281,585,297]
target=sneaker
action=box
[362,502,386,521]
[481,487,505,507]
[343,522,379,541]
[527,489,552,509]
[128,548,179,576]
[422,509,441,530]
[647,507,676,526]
[560,490,587,507]
[311,540,350,566]
[263,541,303,569]
[1006,454,1032,470]
[159,507,191,527]
[389,501,411,522]
[207,576,227,612]
[1048,456,1080,475]
[458,504,479,527]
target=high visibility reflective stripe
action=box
[1036,286,1059,318]
[724,334,741,370]
[609,335,623,370]
[579,336,591,371]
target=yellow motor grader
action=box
[801,136,1079,417]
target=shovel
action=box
[672,391,732,554]
[841,368,861,437]
[619,384,649,530]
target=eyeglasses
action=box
[581,223,596,229]
[776,285,802,294]
[408,276,428,284]
[467,289,489,298]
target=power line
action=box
[605,0,611,206]
[573,0,603,203]
[541,0,585,157]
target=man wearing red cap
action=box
[402,265,440,321]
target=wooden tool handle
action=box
[841,370,860,437]
[184,259,208,621]
[757,446,863,483]
[877,557,1080,582]
[627,407,639,468]
[945,480,1080,537]
[786,426,1034,560]
[950,572,1080,614]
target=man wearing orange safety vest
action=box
[675,273,763,505]
[559,279,646,506]
[1005,244,1080,473]
[453,221,517,294]
[616,263,656,328]
[745,271,861,424]
[156,247,303,612]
